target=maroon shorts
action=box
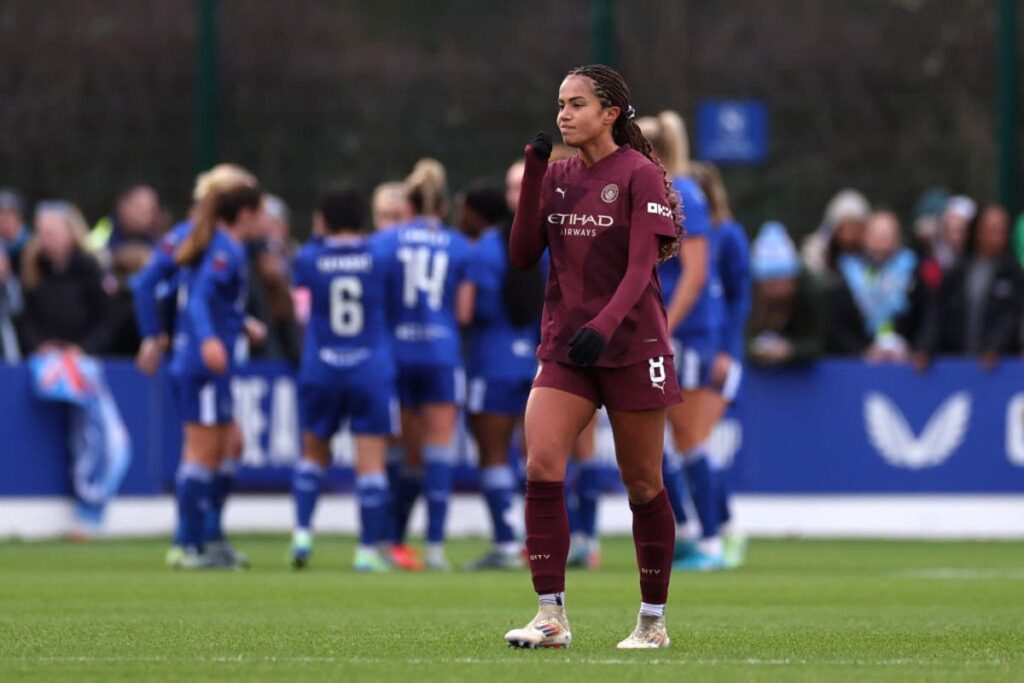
[533,355,682,411]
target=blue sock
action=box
[356,472,390,547]
[683,448,720,541]
[204,458,236,543]
[394,468,422,544]
[718,466,733,527]
[175,462,213,554]
[565,464,581,534]
[480,465,516,545]
[662,449,690,525]
[576,460,602,539]
[293,460,325,532]
[423,444,454,544]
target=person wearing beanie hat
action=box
[747,222,822,366]
[800,189,870,276]
[932,195,977,272]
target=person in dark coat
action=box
[18,202,109,355]
[913,204,1024,370]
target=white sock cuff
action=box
[480,465,515,490]
[640,602,665,618]
[356,472,388,490]
[295,459,325,477]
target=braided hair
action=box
[566,64,684,261]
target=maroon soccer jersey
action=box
[534,145,677,367]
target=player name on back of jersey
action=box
[399,227,451,246]
[316,254,373,273]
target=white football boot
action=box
[504,604,572,649]
[616,613,670,649]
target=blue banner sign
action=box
[696,99,768,164]
[2,359,1023,496]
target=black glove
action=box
[527,132,553,161]
[567,327,606,366]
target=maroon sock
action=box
[525,480,570,595]
[630,488,675,605]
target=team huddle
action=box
[131,65,751,650]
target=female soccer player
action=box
[133,164,257,569]
[166,183,264,568]
[289,187,399,572]
[382,159,473,571]
[504,65,683,650]
[638,112,726,571]
[691,161,751,569]
[457,184,534,570]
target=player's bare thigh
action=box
[353,435,388,475]
[421,402,458,447]
[470,413,518,467]
[667,389,727,452]
[607,407,667,504]
[302,432,332,469]
[523,387,596,482]
[571,414,598,463]
[182,423,227,468]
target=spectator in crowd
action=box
[801,188,870,276]
[245,193,300,364]
[100,243,150,357]
[747,222,822,366]
[371,181,413,231]
[913,204,1024,370]
[18,202,109,355]
[86,184,161,255]
[0,188,30,277]
[824,211,921,361]
[262,193,297,270]
[931,195,976,273]
[0,245,22,363]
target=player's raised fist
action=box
[526,132,553,161]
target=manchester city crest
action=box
[601,183,619,203]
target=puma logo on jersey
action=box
[529,554,551,561]
[640,568,662,575]
[646,202,672,218]
[556,187,566,198]
[651,380,666,394]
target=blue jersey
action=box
[293,233,398,386]
[132,221,192,339]
[659,175,723,340]
[715,219,752,359]
[466,228,539,381]
[170,229,248,377]
[377,218,471,368]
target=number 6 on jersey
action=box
[329,276,364,336]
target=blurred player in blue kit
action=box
[289,187,400,572]
[457,180,540,570]
[639,112,727,571]
[133,165,259,569]
[381,160,473,571]
[164,181,264,569]
[692,161,751,569]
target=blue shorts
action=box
[466,376,533,416]
[672,337,743,403]
[300,381,399,439]
[173,373,233,426]
[396,365,465,407]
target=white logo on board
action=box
[864,391,971,469]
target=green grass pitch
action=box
[1,536,1021,681]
